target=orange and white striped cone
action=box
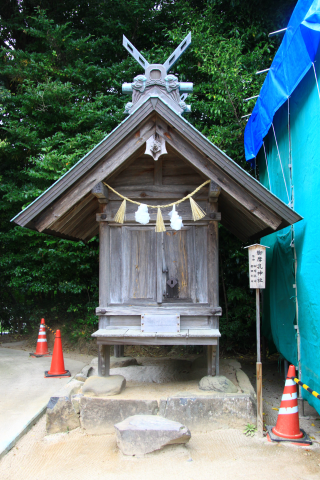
[30,318,51,357]
[266,365,312,445]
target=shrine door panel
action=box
[122,226,157,303]
[163,226,208,304]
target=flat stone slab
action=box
[199,375,238,393]
[82,375,126,397]
[114,415,191,455]
[80,397,159,434]
[159,394,256,428]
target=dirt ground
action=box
[0,413,319,480]
[1,336,320,479]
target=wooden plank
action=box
[195,226,208,303]
[93,328,220,346]
[35,119,156,232]
[81,222,99,242]
[155,117,282,231]
[154,157,162,186]
[208,200,219,308]
[122,226,157,302]
[50,194,94,232]
[107,185,209,200]
[108,315,210,328]
[96,306,222,316]
[156,232,163,304]
[109,227,122,304]
[63,199,98,236]
[99,208,110,330]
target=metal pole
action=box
[256,288,263,437]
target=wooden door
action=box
[109,226,157,304]
[162,226,208,304]
[109,224,208,306]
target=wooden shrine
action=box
[12,34,301,378]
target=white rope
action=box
[263,142,272,192]
[271,123,290,204]
[312,62,320,101]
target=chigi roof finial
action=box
[122,33,193,115]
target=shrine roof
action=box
[12,95,302,242]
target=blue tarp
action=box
[244,0,320,163]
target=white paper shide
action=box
[169,205,183,231]
[135,204,150,225]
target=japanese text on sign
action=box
[248,246,266,289]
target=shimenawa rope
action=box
[103,179,210,232]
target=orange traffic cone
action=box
[266,365,311,445]
[30,318,51,357]
[45,330,71,377]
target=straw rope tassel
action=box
[114,199,126,224]
[190,197,206,221]
[155,207,166,232]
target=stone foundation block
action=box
[80,397,159,434]
[159,394,256,429]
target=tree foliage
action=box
[0,0,296,349]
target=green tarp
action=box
[257,48,320,414]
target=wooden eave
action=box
[11,96,302,242]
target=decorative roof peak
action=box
[122,33,193,115]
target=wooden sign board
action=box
[141,314,180,333]
[245,244,267,289]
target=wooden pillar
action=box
[114,345,124,357]
[92,182,111,376]
[207,345,216,376]
[98,345,110,377]
[208,181,221,376]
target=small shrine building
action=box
[12,34,301,377]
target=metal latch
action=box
[167,277,178,288]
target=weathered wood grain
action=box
[96,306,222,315]
[91,182,109,200]
[122,227,157,302]
[155,117,282,231]
[154,157,162,186]
[49,194,94,232]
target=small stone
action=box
[75,373,86,382]
[199,375,238,393]
[114,415,191,455]
[82,375,126,397]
